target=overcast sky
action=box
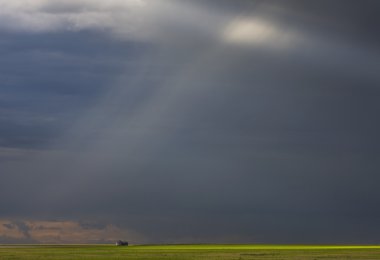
[1,0,380,244]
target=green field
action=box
[1,244,380,259]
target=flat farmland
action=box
[1,244,380,259]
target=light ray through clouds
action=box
[1,0,380,244]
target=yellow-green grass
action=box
[1,244,380,259]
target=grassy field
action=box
[1,244,380,259]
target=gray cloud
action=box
[11,221,31,239]
[0,0,380,244]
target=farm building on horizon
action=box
[116,240,128,246]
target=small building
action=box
[116,240,129,246]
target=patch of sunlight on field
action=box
[129,244,380,250]
[1,244,380,259]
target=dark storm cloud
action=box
[0,0,380,244]
[0,29,148,149]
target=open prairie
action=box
[1,245,380,259]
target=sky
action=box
[0,0,380,244]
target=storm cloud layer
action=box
[1,0,380,244]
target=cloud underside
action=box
[0,219,142,244]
